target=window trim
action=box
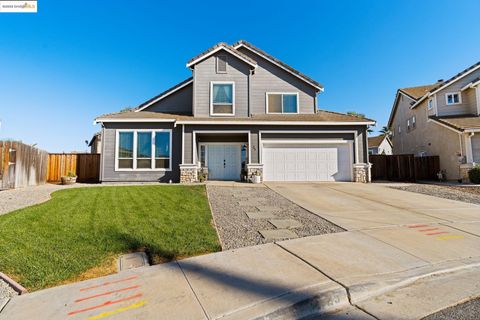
[210,81,235,116]
[445,92,462,105]
[412,115,416,128]
[265,92,300,114]
[407,119,411,131]
[427,98,434,110]
[115,129,172,172]
[216,55,227,74]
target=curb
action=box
[0,273,27,295]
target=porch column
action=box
[465,133,474,163]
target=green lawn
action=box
[0,185,221,291]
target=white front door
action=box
[207,144,242,180]
[262,143,352,182]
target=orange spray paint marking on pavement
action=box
[418,228,439,232]
[67,293,143,316]
[79,275,138,292]
[408,225,429,228]
[426,231,449,236]
[86,300,147,320]
[74,285,140,303]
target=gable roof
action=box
[233,40,324,92]
[135,77,193,112]
[186,42,257,69]
[399,83,440,100]
[368,135,390,148]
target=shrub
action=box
[468,166,480,184]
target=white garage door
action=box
[262,143,352,182]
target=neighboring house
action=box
[88,132,102,154]
[95,41,374,183]
[388,61,480,181]
[368,135,392,155]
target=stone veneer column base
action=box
[245,164,264,183]
[353,163,372,183]
[460,163,475,183]
[179,165,198,183]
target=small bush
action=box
[468,166,480,184]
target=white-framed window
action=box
[266,92,299,114]
[210,81,235,116]
[428,99,434,110]
[216,55,227,73]
[407,119,411,131]
[445,92,461,105]
[398,125,402,134]
[115,129,172,171]
[412,115,416,128]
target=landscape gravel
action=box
[390,184,480,205]
[207,185,344,250]
[0,279,17,301]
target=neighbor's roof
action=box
[368,135,387,148]
[429,115,480,131]
[233,40,323,91]
[399,84,440,100]
[95,110,375,124]
[186,42,258,68]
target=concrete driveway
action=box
[266,182,480,230]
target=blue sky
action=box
[1,0,479,152]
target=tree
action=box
[379,126,393,138]
[347,111,374,133]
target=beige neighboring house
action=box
[388,61,480,181]
[368,135,392,155]
[88,132,102,154]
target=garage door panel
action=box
[263,143,352,182]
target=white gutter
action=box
[94,118,176,124]
[174,120,376,125]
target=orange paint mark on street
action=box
[408,225,429,228]
[79,275,139,292]
[74,285,140,303]
[67,293,143,316]
[426,231,449,236]
[418,228,439,232]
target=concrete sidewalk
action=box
[2,226,480,320]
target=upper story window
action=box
[210,82,234,116]
[407,119,411,131]
[398,125,402,134]
[116,130,171,171]
[412,115,416,128]
[446,92,461,105]
[216,55,227,73]
[428,99,434,110]
[266,92,299,114]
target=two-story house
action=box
[388,61,480,181]
[95,41,374,183]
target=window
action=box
[118,132,134,169]
[412,116,416,128]
[216,55,227,73]
[446,92,461,105]
[266,93,299,113]
[428,99,433,110]
[398,125,402,134]
[407,119,411,131]
[116,130,171,171]
[211,82,234,115]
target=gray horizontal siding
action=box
[142,83,193,114]
[436,68,480,116]
[193,51,250,117]
[237,47,317,114]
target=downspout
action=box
[248,69,253,116]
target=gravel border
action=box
[0,279,17,301]
[390,184,480,205]
[207,185,344,250]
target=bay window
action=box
[116,130,171,171]
[266,92,299,113]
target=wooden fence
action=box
[0,141,49,189]
[370,154,440,182]
[47,153,100,183]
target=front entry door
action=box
[207,144,242,180]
